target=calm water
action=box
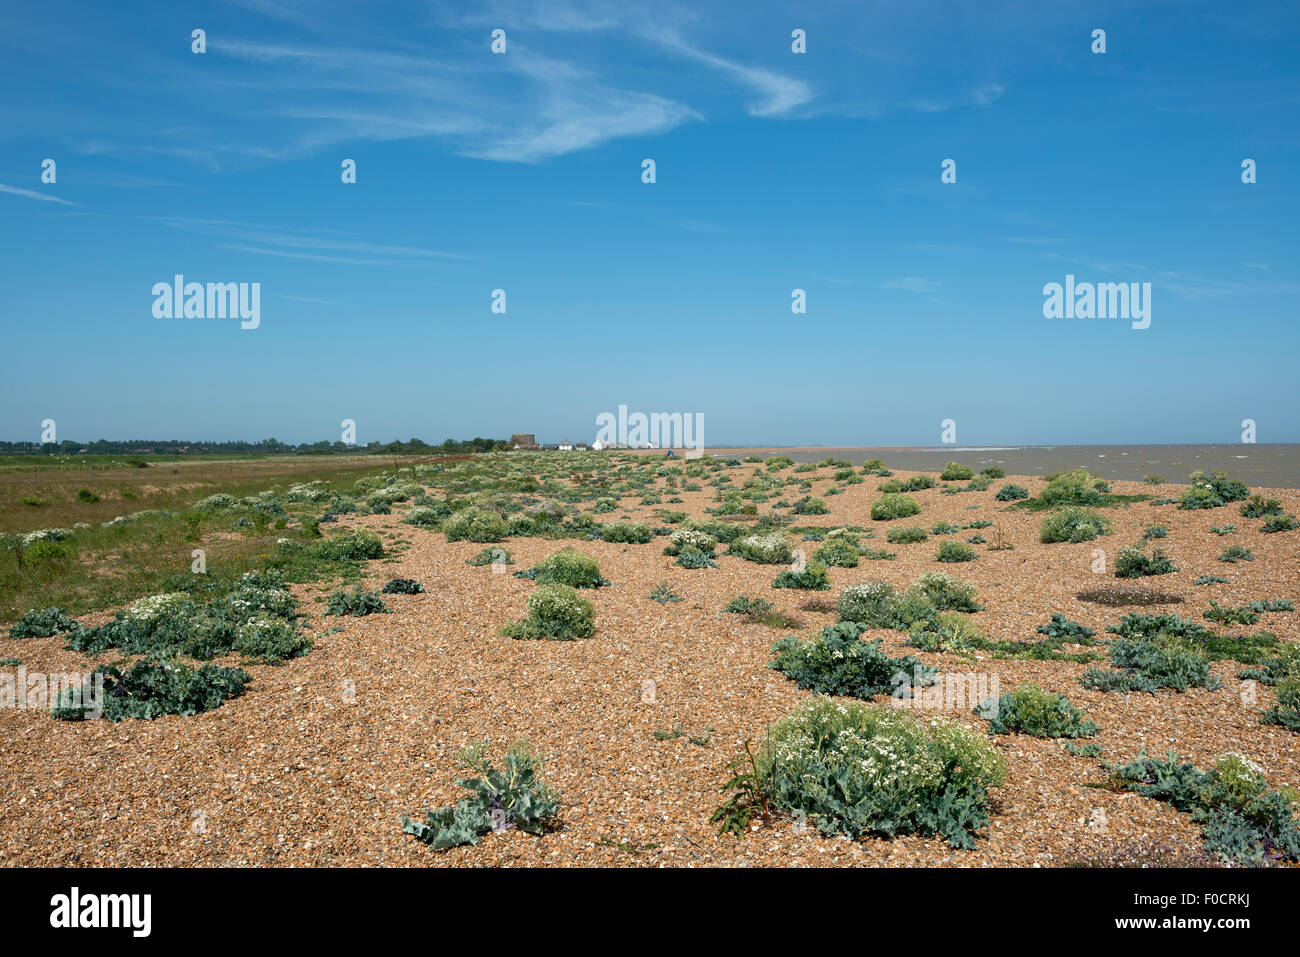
[705,445,1300,489]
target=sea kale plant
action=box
[501,583,595,640]
[768,622,937,700]
[1040,507,1112,543]
[974,683,1100,738]
[870,493,922,521]
[9,606,81,639]
[730,533,794,565]
[325,587,389,617]
[402,740,559,850]
[713,697,1006,849]
[1103,750,1300,864]
[1114,544,1178,578]
[53,658,250,722]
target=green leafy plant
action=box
[1218,545,1256,563]
[771,562,830,590]
[1040,507,1112,543]
[1081,634,1219,693]
[713,697,1006,849]
[600,521,654,544]
[730,533,793,564]
[940,462,974,481]
[382,578,425,593]
[1103,751,1300,864]
[1204,601,1261,626]
[1240,495,1282,518]
[768,622,936,700]
[1261,677,1300,733]
[324,587,389,616]
[402,740,559,850]
[528,548,608,588]
[501,583,595,640]
[647,581,683,604]
[9,606,81,639]
[870,493,922,521]
[974,683,1099,738]
[1037,613,1094,640]
[1114,545,1177,578]
[936,541,975,563]
[811,537,858,567]
[441,507,508,543]
[466,547,512,567]
[1038,470,1110,507]
[995,483,1029,502]
[53,659,249,722]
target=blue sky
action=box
[2,0,1298,447]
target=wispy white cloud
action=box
[0,183,76,205]
[155,216,478,268]
[650,29,813,117]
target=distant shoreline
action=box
[697,444,1300,490]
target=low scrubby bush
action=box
[599,521,653,544]
[1261,677,1300,732]
[1081,635,1218,693]
[1040,507,1112,543]
[442,507,508,543]
[871,493,921,521]
[1039,470,1109,507]
[382,578,425,593]
[528,548,607,588]
[1218,544,1256,563]
[1262,514,1298,533]
[1114,545,1177,578]
[9,607,80,639]
[811,537,859,567]
[712,697,1006,849]
[1178,470,1250,510]
[936,541,975,563]
[501,584,595,640]
[1240,495,1282,519]
[995,484,1029,502]
[731,534,793,564]
[974,683,1099,738]
[663,529,717,557]
[771,562,830,590]
[325,588,389,617]
[769,623,936,700]
[940,462,974,481]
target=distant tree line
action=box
[0,437,509,456]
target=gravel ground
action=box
[2,469,1297,867]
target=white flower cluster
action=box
[668,529,717,555]
[286,481,333,503]
[736,534,792,564]
[123,592,191,624]
[195,493,236,511]
[226,585,296,620]
[21,527,75,546]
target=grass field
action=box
[0,453,455,620]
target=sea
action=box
[702,445,1300,490]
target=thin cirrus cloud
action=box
[154,217,479,268]
[0,183,76,206]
